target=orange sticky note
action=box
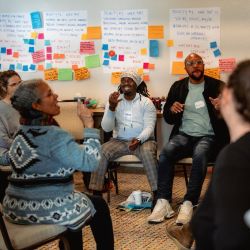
[13,52,19,58]
[176,51,183,58]
[81,33,88,40]
[31,32,38,39]
[87,26,102,39]
[74,67,90,80]
[111,72,122,84]
[167,40,174,47]
[205,68,220,80]
[140,48,147,55]
[143,74,150,81]
[72,64,78,70]
[172,61,186,75]
[59,54,65,59]
[148,25,164,39]
[137,68,144,75]
[148,63,155,70]
[44,68,58,81]
[37,64,44,71]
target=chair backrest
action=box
[0,207,13,250]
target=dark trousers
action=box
[61,195,114,250]
[0,171,10,202]
[157,133,215,205]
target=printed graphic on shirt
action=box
[8,130,40,173]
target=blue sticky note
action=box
[29,47,35,53]
[44,40,51,46]
[29,64,36,70]
[213,49,221,57]
[111,55,117,61]
[149,40,159,57]
[103,60,109,66]
[17,63,22,70]
[23,39,29,44]
[30,11,43,29]
[9,64,15,70]
[29,39,35,45]
[46,63,52,69]
[23,65,29,71]
[1,47,6,53]
[104,52,109,59]
[102,44,109,50]
[210,41,217,49]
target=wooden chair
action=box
[0,204,70,250]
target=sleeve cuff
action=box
[83,128,100,140]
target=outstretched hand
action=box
[77,102,94,128]
[209,95,221,110]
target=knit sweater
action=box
[3,125,101,230]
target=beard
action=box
[188,69,204,81]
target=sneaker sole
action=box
[165,211,175,219]
[166,229,191,250]
[148,211,175,224]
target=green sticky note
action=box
[85,54,101,68]
[58,69,73,81]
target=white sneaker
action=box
[147,199,175,224]
[176,201,193,225]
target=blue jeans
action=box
[157,132,215,205]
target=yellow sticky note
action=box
[205,68,220,80]
[176,51,183,58]
[137,68,144,75]
[13,52,19,58]
[31,32,38,39]
[81,33,88,40]
[148,64,155,70]
[172,61,186,75]
[87,26,102,39]
[148,25,164,39]
[143,74,150,81]
[167,40,174,47]
[140,48,147,55]
[74,67,90,80]
[111,72,122,84]
[44,68,58,81]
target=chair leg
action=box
[110,167,119,194]
[182,165,189,187]
[107,169,111,204]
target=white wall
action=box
[1,0,250,104]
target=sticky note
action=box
[44,68,58,80]
[7,49,12,55]
[46,63,52,69]
[137,68,144,75]
[167,40,174,47]
[148,63,155,70]
[140,48,147,55]
[37,64,44,71]
[102,44,109,50]
[23,65,29,71]
[58,68,73,81]
[149,40,159,57]
[172,61,186,75]
[219,58,236,73]
[46,47,52,53]
[74,67,90,80]
[32,49,45,63]
[213,49,221,57]
[103,60,109,66]
[118,55,124,61]
[28,47,35,53]
[9,64,15,70]
[176,51,183,58]
[29,64,36,70]
[143,63,149,69]
[58,54,65,59]
[31,32,38,39]
[148,25,164,39]
[81,33,88,40]
[46,54,52,60]
[85,54,101,68]
[104,52,109,59]
[143,74,150,81]
[30,11,43,29]
[38,33,44,39]
[1,47,6,53]
[111,55,117,61]
[87,26,102,39]
[205,68,220,80]
[210,41,217,49]
[80,41,95,54]
[13,52,19,58]
[29,39,35,45]
[72,64,78,70]
[44,40,51,46]
[23,39,29,44]
[111,72,122,84]
[16,63,22,70]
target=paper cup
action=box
[132,190,142,205]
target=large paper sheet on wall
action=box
[101,9,148,73]
[169,7,220,74]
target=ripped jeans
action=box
[157,132,215,205]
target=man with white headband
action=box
[89,70,158,204]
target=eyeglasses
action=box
[185,60,204,67]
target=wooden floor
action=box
[37,167,211,250]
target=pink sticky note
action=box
[7,49,13,55]
[118,55,124,61]
[143,63,149,69]
[38,33,44,39]
[46,54,52,60]
[46,47,52,53]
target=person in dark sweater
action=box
[148,53,229,225]
[167,60,250,250]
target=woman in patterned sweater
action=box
[2,79,114,250]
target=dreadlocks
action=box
[118,81,150,98]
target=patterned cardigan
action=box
[3,125,101,230]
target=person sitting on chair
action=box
[2,79,114,250]
[148,53,229,225]
[89,71,158,202]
